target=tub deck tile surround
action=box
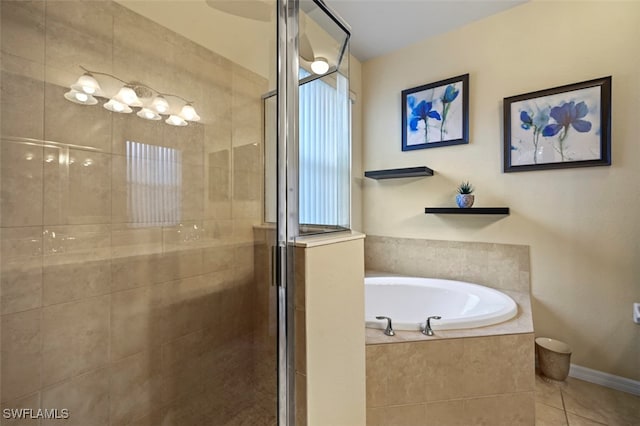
[365,288,533,345]
[364,235,535,425]
[365,331,536,426]
[367,333,535,406]
[365,235,531,294]
[367,392,536,426]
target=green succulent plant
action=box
[457,181,474,194]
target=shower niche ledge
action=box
[364,166,433,180]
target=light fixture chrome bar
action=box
[67,66,201,125]
[78,65,195,104]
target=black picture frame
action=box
[401,74,469,151]
[503,76,611,173]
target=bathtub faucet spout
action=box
[422,316,442,336]
[375,316,395,336]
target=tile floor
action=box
[535,373,640,425]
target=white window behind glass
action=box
[264,70,351,230]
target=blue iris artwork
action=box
[541,101,592,161]
[439,84,459,140]
[519,106,550,164]
[511,86,601,166]
[406,82,463,146]
[408,96,441,142]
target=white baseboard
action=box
[569,364,640,396]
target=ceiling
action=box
[116,0,528,76]
[327,0,527,62]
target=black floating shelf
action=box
[425,207,510,215]
[365,166,433,180]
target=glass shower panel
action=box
[298,71,350,231]
[264,1,350,234]
[298,0,351,234]
[0,0,277,424]
[300,0,349,80]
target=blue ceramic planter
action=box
[456,194,474,208]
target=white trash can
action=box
[535,337,572,381]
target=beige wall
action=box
[1,1,274,424]
[361,1,640,380]
[299,234,366,426]
[351,55,364,232]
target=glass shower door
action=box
[0,0,278,424]
[274,1,351,424]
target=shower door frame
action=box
[276,0,299,424]
[276,1,351,424]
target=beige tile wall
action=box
[365,235,531,292]
[0,1,275,424]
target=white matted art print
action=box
[504,77,611,172]
[401,74,469,151]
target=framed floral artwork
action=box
[503,76,611,172]
[401,74,469,151]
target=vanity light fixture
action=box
[103,98,132,114]
[179,103,200,122]
[71,72,101,95]
[64,66,201,126]
[64,89,98,105]
[152,95,170,114]
[113,86,143,107]
[310,57,329,75]
[165,115,188,127]
[137,107,161,121]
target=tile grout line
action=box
[559,388,570,425]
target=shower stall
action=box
[0,0,350,425]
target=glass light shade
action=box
[103,98,132,113]
[311,57,329,75]
[152,96,170,114]
[137,108,161,121]
[165,114,187,127]
[71,73,101,95]
[64,89,98,105]
[179,104,200,122]
[114,86,143,107]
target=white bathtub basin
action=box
[365,276,518,331]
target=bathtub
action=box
[365,276,518,331]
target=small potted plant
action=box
[456,181,474,208]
